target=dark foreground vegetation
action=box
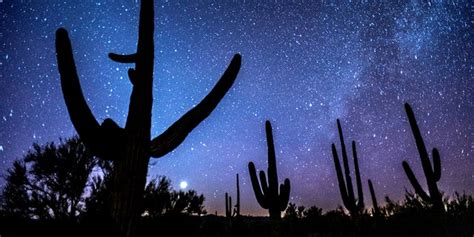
[0,104,472,237]
[1,194,473,237]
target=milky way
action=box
[0,1,472,216]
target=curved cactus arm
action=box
[432,148,441,182]
[56,28,124,160]
[332,144,350,208]
[248,162,268,209]
[259,170,269,195]
[279,178,291,211]
[405,103,434,178]
[352,141,364,209]
[149,54,241,158]
[108,53,137,64]
[402,161,430,201]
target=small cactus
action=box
[225,174,240,218]
[331,119,364,216]
[235,173,240,217]
[248,121,290,220]
[402,103,443,212]
[225,192,232,218]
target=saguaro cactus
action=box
[402,103,443,212]
[225,174,240,218]
[248,121,291,221]
[235,173,240,217]
[225,192,232,218]
[367,179,380,216]
[331,119,364,216]
[55,0,241,236]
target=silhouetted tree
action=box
[142,176,172,218]
[142,177,206,217]
[55,0,240,235]
[1,136,97,220]
[0,161,30,218]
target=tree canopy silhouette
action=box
[1,136,97,220]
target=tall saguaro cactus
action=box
[248,121,291,221]
[55,0,241,236]
[402,103,443,212]
[331,119,364,216]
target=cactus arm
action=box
[149,54,241,158]
[368,179,379,215]
[279,178,291,211]
[259,170,269,195]
[56,28,124,159]
[336,119,356,205]
[405,103,434,181]
[432,148,441,182]
[248,162,268,208]
[402,161,430,201]
[332,144,350,208]
[108,53,138,63]
[352,141,364,209]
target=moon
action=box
[179,181,188,189]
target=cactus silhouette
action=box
[225,174,240,218]
[55,0,241,236]
[235,173,240,217]
[402,103,443,212]
[331,119,364,216]
[368,179,380,216]
[225,192,232,218]
[248,121,291,221]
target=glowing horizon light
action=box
[179,181,188,189]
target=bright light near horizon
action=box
[179,181,188,189]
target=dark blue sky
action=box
[0,1,472,216]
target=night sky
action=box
[0,1,472,216]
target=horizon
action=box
[0,1,472,217]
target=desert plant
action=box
[1,137,97,220]
[55,0,241,235]
[331,119,364,216]
[225,173,241,218]
[0,161,30,218]
[368,179,380,216]
[225,192,233,218]
[402,103,444,212]
[248,121,291,221]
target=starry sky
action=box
[0,1,472,216]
